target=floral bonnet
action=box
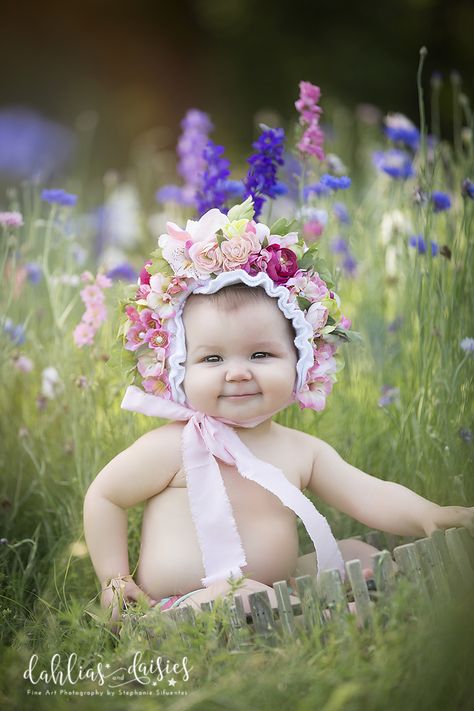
[119,197,352,412]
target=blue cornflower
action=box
[25,262,42,284]
[106,263,138,282]
[462,179,474,200]
[331,236,349,255]
[384,114,420,151]
[431,191,451,213]
[243,127,285,218]
[319,174,351,191]
[408,234,439,256]
[196,140,231,216]
[460,337,474,354]
[3,318,26,345]
[342,253,357,276]
[304,182,331,199]
[373,150,415,180]
[41,189,77,207]
[333,202,350,224]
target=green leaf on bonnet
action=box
[227,196,255,222]
[297,296,312,311]
[149,251,173,277]
[297,243,319,271]
[269,217,297,236]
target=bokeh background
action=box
[2,0,473,175]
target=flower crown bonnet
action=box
[119,196,352,413]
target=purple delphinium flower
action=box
[431,191,451,213]
[0,108,75,181]
[378,385,400,407]
[106,263,138,282]
[333,202,350,224]
[408,234,439,256]
[25,262,42,284]
[243,127,286,218]
[41,189,77,207]
[319,174,351,191]
[342,253,357,276]
[156,185,191,206]
[195,140,231,216]
[331,236,349,254]
[460,337,474,354]
[223,179,245,198]
[461,179,474,200]
[384,113,420,151]
[373,150,415,180]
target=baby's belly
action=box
[136,486,299,599]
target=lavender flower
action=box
[431,191,451,212]
[384,113,420,151]
[373,150,415,180]
[320,174,351,191]
[41,189,77,207]
[408,234,439,256]
[196,140,231,216]
[460,337,474,354]
[177,109,213,186]
[461,179,474,200]
[331,236,349,254]
[243,127,285,218]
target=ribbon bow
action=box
[121,385,345,585]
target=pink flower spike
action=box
[96,274,112,289]
[73,321,96,347]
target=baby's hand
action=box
[422,505,474,538]
[101,576,157,622]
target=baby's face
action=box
[182,297,297,422]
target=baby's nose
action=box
[225,363,252,382]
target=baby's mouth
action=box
[220,392,261,399]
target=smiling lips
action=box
[220,392,260,399]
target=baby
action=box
[84,284,473,618]
[83,200,474,620]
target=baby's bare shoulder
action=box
[272,422,324,450]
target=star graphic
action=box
[168,678,177,687]
[153,682,157,687]
[105,664,110,669]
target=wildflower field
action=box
[1,56,474,710]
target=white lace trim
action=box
[167,270,314,405]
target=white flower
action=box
[41,367,64,399]
[380,210,412,246]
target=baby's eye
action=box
[203,355,222,363]
[251,352,272,359]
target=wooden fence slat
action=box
[457,527,474,572]
[429,529,459,596]
[294,575,324,633]
[445,527,474,587]
[248,591,278,645]
[345,559,372,627]
[372,550,396,597]
[318,569,348,623]
[424,536,451,600]
[365,530,384,549]
[273,580,297,637]
[414,537,440,598]
[227,594,251,649]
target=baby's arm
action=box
[307,438,474,538]
[83,423,182,614]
